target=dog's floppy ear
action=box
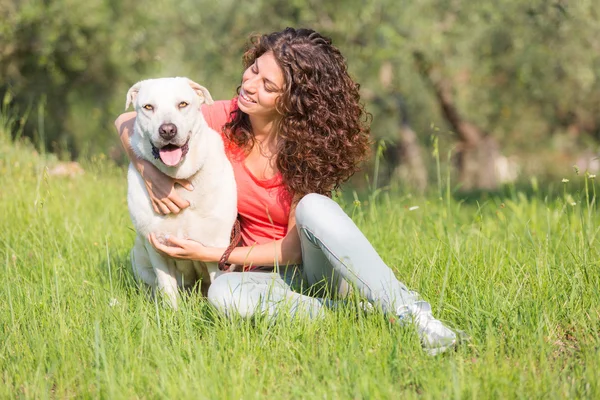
[187,79,214,105]
[125,81,143,110]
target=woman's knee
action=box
[207,273,241,313]
[208,273,272,318]
[295,193,342,229]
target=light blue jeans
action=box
[207,193,422,319]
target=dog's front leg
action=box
[194,261,223,296]
[206,262,223,283]
[131,235,156,287]
[145,242,180,309]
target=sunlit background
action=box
[2,0,599,193]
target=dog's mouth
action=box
[151,139,190,167]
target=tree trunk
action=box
[413,51,500,191]
[456,134,500,191]
[367,89,429,192]
[391,123,428,193]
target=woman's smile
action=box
[238,87,256,105]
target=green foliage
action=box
[1,0,599,167]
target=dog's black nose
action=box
[158,123,178,140]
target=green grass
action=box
[1,130,599,399]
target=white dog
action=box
[125,77,237,308]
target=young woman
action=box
[115,28,458,355]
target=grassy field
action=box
[1,130,599,399]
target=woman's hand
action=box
[148,233,221,262]
[139,160,194,215]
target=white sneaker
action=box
[399,302,457,356]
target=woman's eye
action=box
[179,101,189,108]
[143,104,154,111]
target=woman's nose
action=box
[244,75,259,93]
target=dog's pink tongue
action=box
[159,147,183,166]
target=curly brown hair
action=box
[224,27,372,199]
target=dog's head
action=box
[125,77,214,167]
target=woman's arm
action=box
[148,207,303,267]
[115,112,143,171]
[115,113,193,214]
[223,211,302,266]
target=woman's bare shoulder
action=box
[202,99,235,132]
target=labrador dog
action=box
[125,77,237,309]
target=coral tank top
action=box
[201,99,292,248]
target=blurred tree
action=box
[0,0,598,189]
[0,0,164,157]
[336,0,600,189]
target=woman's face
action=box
[238,51,284,119]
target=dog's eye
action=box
[143,104,154,111]
[178,101,189,108]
